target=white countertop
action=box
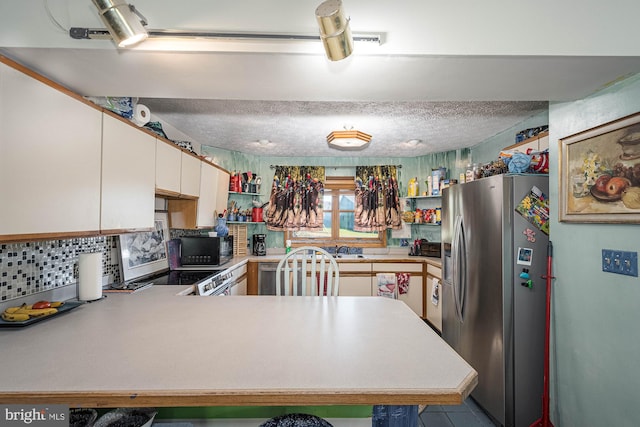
[0,287,475,408]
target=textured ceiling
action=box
[140,98,548,157]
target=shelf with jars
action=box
[228,191,261,197]
[402,196,442,226]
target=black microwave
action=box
[180,236,233,266]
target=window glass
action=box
[338,194,354,210]
[288,177,385,247]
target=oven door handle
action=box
[211,277,236,296]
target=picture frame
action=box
[559,111,640,223]
[118,211,170,282]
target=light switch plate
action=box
[602,249,638,277]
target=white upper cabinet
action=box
[196,161,218,227]
[101,114,156,231]
[0,61,102,237]
[155,140,201,198]
[215,168,230,215]
[180,152,201,198]
[155,140,181,196]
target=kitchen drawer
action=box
[338,262,372,273]
[427,264,442,278]
[372,263,423,273]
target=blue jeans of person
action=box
[372,405,418,427]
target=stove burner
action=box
[142,270,215,286]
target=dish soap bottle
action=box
[285,239,292,254]
[408,177,418,197]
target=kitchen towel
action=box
[78,252,103,301]
[376,273,397,299]
[431,278,440,306]
[131,103,151,126]
[396,272,410,295]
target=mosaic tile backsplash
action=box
[0,236,121,302]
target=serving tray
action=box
[0,301,83,328]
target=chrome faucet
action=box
[336,245,350,255]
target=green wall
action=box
[547,73,640,427]
[467,75,640,426]
[202,147,470,248]
[470,111,549,164]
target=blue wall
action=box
[547,73,640,427]
[469,73,640,427]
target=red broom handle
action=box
[542,241,554,427]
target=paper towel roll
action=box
[132,103,151,127]
[78,252,103,301]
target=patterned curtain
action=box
[265,166,325,231]
[354,165,402,232]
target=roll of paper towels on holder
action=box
[132,103,151,126]
[78,252,103,301]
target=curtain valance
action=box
[265,166,325,231]
[354,165,402,232]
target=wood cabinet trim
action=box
[0,54,101,112]
[503,130,549,151]
[0,231,102,244]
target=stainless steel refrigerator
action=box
[441,174,549,427]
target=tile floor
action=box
[420,397,498,427]
[152,399,499,427]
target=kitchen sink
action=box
[333,254,367,259]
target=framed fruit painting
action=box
[559,111,640,223]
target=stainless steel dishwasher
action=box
[258,262,302,295]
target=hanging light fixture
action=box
[91,0,148,47]
[327,128,372,150]
[315,0,354,61]
[72,0,380,51]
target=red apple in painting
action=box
[605,177,631,195]
[594,174,611,193]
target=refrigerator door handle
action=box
[452,215,464,323]
[458,217,467,322]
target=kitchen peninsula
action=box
[0,286,476,411]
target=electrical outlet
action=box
[602,249,638,277]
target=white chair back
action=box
[275,246,340,296]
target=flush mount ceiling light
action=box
[257,139,271,146]
[406,139,422,146]
[90,0,148,47]
[315,0,353,61]
[327,129,372,150]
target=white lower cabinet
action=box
[338,263,373,296]
[229,263,248,295]
[231,277,247,296]
[336,261,425,317]
[0,61,103,237]
[425,264,442,332]
[101,113,156,231]
[372,263,424,318]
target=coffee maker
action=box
[252,234,266,256]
